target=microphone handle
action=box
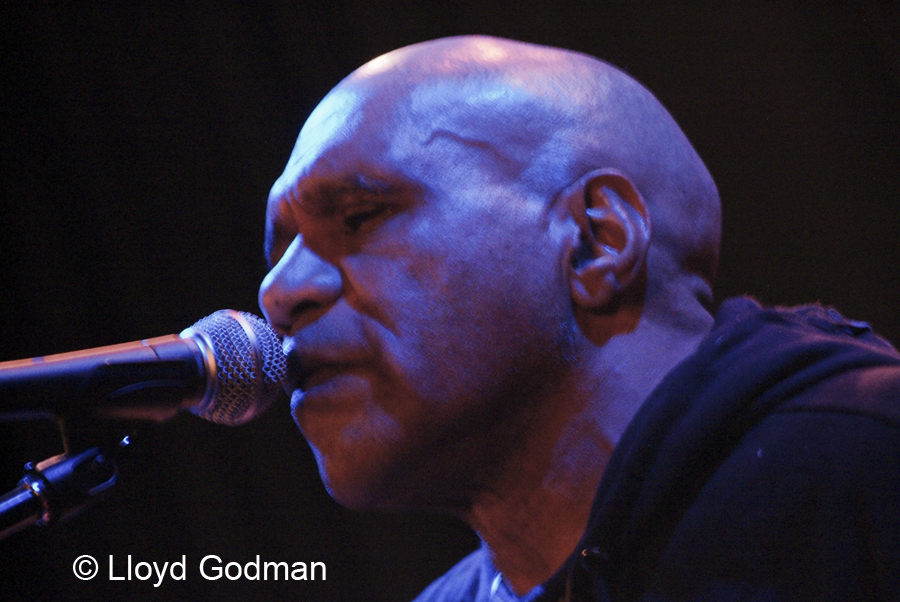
[0,447,117,540]
[0,335,211,422]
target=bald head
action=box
[261,36,721,511]
[276,36,720,302]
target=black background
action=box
[1,2,898,600]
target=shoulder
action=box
[412,547,493,602]
[652,405,900,600]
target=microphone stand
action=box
[0,416,127,541]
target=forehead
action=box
[273,72,565,202]
[269,87,370,202]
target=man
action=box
[259,36,900,601]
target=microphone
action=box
[0,310,287,426]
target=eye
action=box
[343,205,393,234]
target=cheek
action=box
[347,205,569,408]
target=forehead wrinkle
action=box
[424,129,527,182]
[399,97,559,199]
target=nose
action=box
[259,235,343,335]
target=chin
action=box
[311,448,396,510]
[315,452,451,512]
[320,473,403,511]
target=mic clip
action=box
[0,444,120,540]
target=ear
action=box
[562,169,651,310]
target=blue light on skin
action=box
[270,88,365,203]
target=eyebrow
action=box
[264,173,416,266]
[291,173,396,217]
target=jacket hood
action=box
[562,296,900,600]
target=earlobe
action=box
[563,169,651,310]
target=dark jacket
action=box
[415,297,900,601]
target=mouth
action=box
[286,354,340,393]
[284,345,368,399]
[281,333,374,410]
[298,363,351,391]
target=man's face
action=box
[259,79,576,510]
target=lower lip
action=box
[290,372,371,413]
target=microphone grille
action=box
[187,310,287,425]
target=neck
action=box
[462,302,713,595]
[464,393,612,594]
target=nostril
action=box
[291,299,322,320]
[270,320,293,337]
[272,299,327,335]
